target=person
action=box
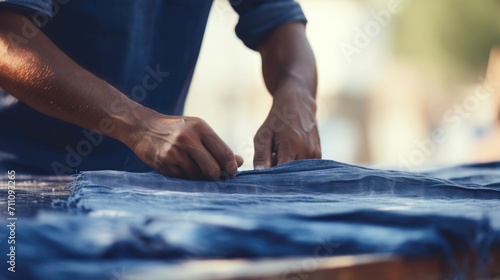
[0,0,321,180]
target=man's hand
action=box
[254,22,321,169]
[0,11,242,180]
[126,114,243,180]
[254,87,321,169]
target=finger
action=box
[253,128,272,170]
[179,155,211,180]
[154,148,189,178]
[158,165,188,179]
[155,148,205,180]
[201,133,238,178]
[235,154,244,167]
[276,143,295,166]
[189,147,223,180]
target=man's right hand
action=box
[125,114,243,180]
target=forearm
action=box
[252,21,321,168]
[0,11,148,144]
[0,11,242,179]
[257,22,317,104]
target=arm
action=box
[0,11,242,179]
[253,22,321,169]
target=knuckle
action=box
[175,131,192,143]
[178,117,199,131]
[220,148,234,162]
[155,154,169,168]
[253,134,259,142]
[156,147,177,165]
[253,152,270,162]
[253,137,268,149]
[224,160,237,173]
[190,117,206,128]
[254,128,272,144]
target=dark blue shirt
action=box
[0,0,306,175]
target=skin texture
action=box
[255,22,321,168]
[0,11,320,179]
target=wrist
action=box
[272,81,317,112]
[105,95,158,147]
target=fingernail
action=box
[255,165,265,170]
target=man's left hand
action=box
[253,88,321,169]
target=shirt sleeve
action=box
[0,0,52,21]
[231,0,307,50]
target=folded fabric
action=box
[7,160,500,279]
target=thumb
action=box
[253,129,272,170]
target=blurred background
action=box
[185,0,500,170]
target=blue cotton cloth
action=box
[3,159,500,280]
[0,0,307,175]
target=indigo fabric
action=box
[4,159,500,279]
[0,0,307,175]
[0,0,51,18]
